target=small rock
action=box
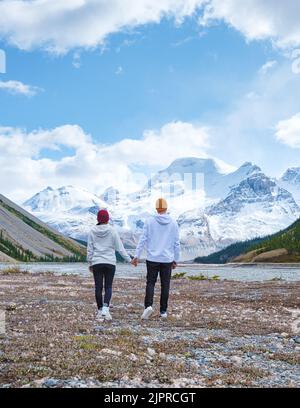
[147,348,156,357]
[129,353,138,361]
[44,378,59,388]
[6,303,17,311]
[231,356,243,365]
[293,336,300,344]
[101,348,122,356]
[281,332,289,338]
[159,352,166,359]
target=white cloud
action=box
[115,66,124,75]
[0,1,299,53]
[200,0,300,49]
[0,121,215,202]
[275,113,300,148]
[72,51,81,69]
[259,60,277,75]
[0,80,42,96]
[0,0,205,54]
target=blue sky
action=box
[1,21,274,138]
[0,0,300,201]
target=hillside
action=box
[0,194,86,262]
[194,237,266,264]
[238,217,300,263]
[195,218,300,264]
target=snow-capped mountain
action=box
[24,185,107,213]
[279,167,300,204]
[205,172,300,245]
[144,158,260,201]
[23,158,300,261]
[23,186,108,239]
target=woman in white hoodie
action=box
[87,209,131,321]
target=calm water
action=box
[0,262,300,282]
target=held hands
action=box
[172,261,177,270]
[89,266,93,273]
[131,257,138,267]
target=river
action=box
[0,262,300,281]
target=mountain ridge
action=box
[22,157,300,261]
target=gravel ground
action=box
[0,270,299,388]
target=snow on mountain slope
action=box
[24,185,107,213]
[23,186,108,240]
[144,158,260,203]
[279,168,300,204]
[205,172,300,245]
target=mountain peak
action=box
[165,157,216,172]
[209,172,299,217]
[281,167,300,182]
[240,161,262,172]
[23,185,106,213]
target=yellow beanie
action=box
[155,198,168,210]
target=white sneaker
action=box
[141,306,153,320]
[102,306,112,321]
[96,309,103,321]
[160,312,168,319]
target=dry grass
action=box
[0,272,299,387]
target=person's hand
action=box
[172,261,177,270]
[131,257,138,267]
[89,265,93,273]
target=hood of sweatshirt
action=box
[92,224,112,238]
[154,214,173,225]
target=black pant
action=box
[145,260,173,313]
[92,264,116,310]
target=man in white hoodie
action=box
[131,198,180,319]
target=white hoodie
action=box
[135,214,180,263]
[87,224,131,266]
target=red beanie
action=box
[97,209,109,224]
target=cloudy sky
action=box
[1,0,300,202]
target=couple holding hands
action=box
[87,198,180,321]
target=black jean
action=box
[92,264,116,310]
[145,260,173,313]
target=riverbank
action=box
[0,271,299,388]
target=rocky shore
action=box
[0,270,299,388]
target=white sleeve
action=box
[135,221,148,259]
[114,230,131,263]
[173,222,181,263]
[87,231,94,265]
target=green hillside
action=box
[194,237,265,264]
[245,218,300,262]
[0,194,86,263]
[195,218,300,264]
